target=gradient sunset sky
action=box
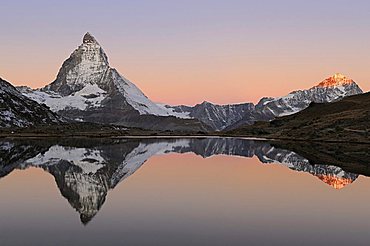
[1,0,370,105]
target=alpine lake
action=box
[0,137,370,246]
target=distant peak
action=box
[316,73,355,88]
[83,32,98,44]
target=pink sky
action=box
[1,1,370,105]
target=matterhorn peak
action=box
[43,32,110,96]
[83,32,99,44]
[316,73,355,88]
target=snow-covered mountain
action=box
[19,33,207,132]
[0,138,362,223]
[0,77,60,128]
[165,73,363,131]
[255,73,363,118]
[226,73,363,130]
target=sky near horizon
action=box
[1,0,370,105]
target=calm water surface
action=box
[0,137,369,246]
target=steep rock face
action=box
[0,78,60,128]
[19,33,208,132]
[46,33,110,96]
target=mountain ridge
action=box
[167,73,363,131]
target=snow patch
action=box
[23,84,107,111]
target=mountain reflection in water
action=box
[0,137,368,224]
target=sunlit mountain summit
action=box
[316,73,356,88]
